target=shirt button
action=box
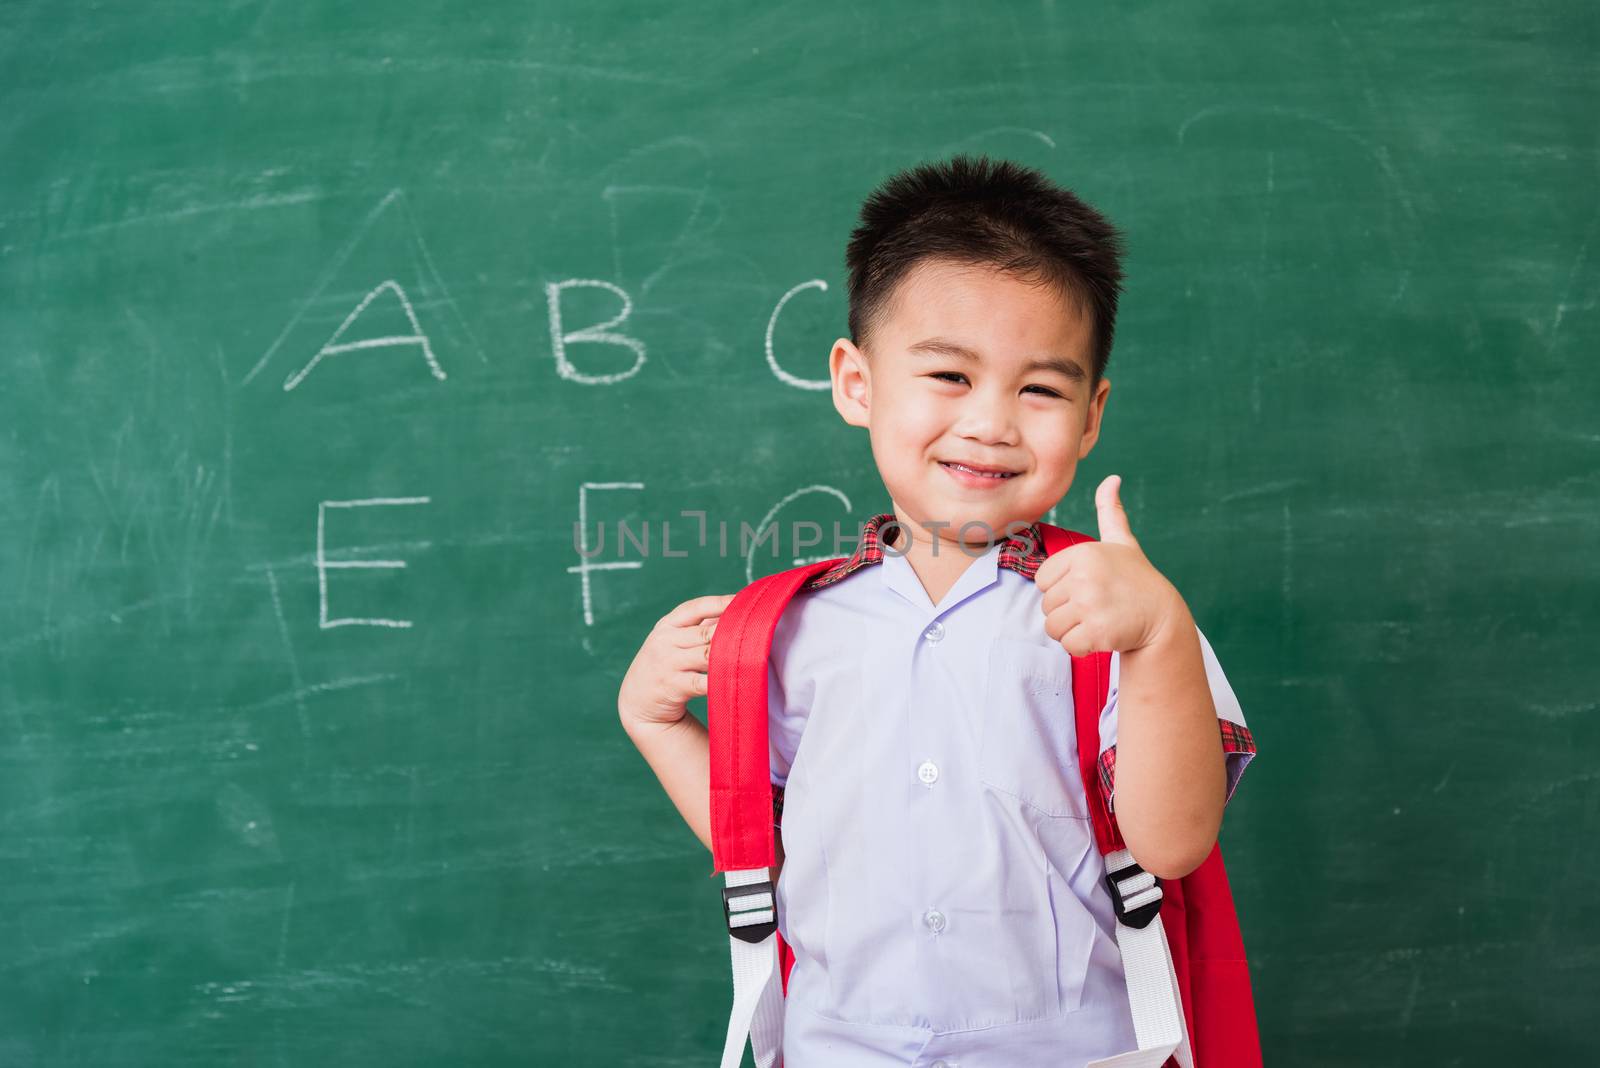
[924,908,946,934]
[917,760,940,786]
[922,620,946,643]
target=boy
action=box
[618,155,1256,1067]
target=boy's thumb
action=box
[1095,474,1139,549]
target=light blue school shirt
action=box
[767,514,1255,1068]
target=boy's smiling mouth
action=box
[939,459,1020,485]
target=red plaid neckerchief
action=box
[802,512,1048,592]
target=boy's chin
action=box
[905,499,1039,536]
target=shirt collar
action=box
[801,512,1049,593]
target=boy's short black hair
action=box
[844,154,1127,388]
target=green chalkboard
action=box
[2,2,1595,1064]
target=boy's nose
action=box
[953,390,1020,446]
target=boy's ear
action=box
[1077,376,1112,459]
[829,337,871,428]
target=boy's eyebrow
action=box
[907,337,1087,383]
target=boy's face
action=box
[829,257,1111,550]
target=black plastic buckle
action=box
[722,880,778,944]
[1104,860,1163,930]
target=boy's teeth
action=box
[944,462,1012,478]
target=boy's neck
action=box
[887,507,1011,609]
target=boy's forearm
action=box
[621,710,785,883]
[1111,596,1227,880]
[622,711,714,853]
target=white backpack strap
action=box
[719,868,784,1068]
[1087,848,1194,1068]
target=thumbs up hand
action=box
[1035,475,1188,657]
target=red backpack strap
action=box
[706,558,840,874]
[1037,522,1126,855]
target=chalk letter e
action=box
[317,496,431,628]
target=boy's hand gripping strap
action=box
[1038,522,1194,1068]
[707,558,840,1068]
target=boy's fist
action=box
[1034,475,1186,656]
[617,593,738,731]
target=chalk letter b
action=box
[546,279,647,385]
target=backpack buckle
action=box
[1105,859,1163,930]
[722,879,777,944]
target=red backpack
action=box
[707,521,1262,1068]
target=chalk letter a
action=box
[284,280,448,391]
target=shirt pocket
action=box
[978,637,1090,821]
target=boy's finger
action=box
[664,593,738,627]
[676,669,709,697]
[668,617,718,649]
[670,641,713,671]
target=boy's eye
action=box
[929,372,1063,399]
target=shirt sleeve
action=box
[768,602,811,791]
[767,601,816,832]
[1095,623,1257,814]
